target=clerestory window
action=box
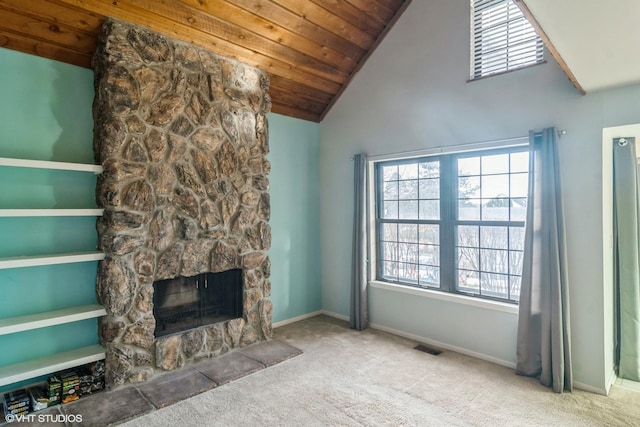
[471,0,544,79]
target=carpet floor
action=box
[120,315,640,426]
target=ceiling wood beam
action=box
[0,6,96,54]
[0,28,92,67]
[1,0,103,33]
[514,0,585,95]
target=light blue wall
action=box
[319,0,640,392]
[0,48,98,393]
[267,114,322,323]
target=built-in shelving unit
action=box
[0,251,105,270]
[0,157,103,174]
[0,345,106,387]
[0,305,107,336]
[0,156,106,390]
[0,209,104,217]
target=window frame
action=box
[470,0,544,80]
[373,145,529,305]
[375,156,444,290]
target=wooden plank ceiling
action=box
[0,0,411,122]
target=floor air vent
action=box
[414,344,442,356]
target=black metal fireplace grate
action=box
[153,269,243,337]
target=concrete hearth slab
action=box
[194,352,265,385]
[62,386,153,426]
[0,340,303,427]
[239,339,303,367]
[136,368,217,408]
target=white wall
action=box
[319,0,640,392]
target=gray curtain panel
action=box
[612,137,640,381]
[516,128,573,393]
[350,153,369,331]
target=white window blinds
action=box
[471,0,543,79]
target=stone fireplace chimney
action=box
[92,18,272,388]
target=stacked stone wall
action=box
[93,18,272,387]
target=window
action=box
[471,0,543,79]
[375,146,529,303]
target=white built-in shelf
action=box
[0,345,105,387]
[0,157,103,174]
[0,251,105,270]
[0,209,104,217]
[0,305,107,336]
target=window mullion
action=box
[439,154,456,293]
[375,217,383,281]
[375,164,385,281]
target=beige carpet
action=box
[121,315,640,426]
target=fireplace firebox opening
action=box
[153,269,243,338]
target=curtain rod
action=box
[364,135,528,162]
[352,130,567,161]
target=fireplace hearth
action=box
[153,270,243,337]
[93,18,273,388]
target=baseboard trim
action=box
[272,310,350,329]
[274,310,611,395]
[605,368,617,395]
[369,322,517,369]
[321,310,349,322]
[273,310,323,328]
[573,381,608,396]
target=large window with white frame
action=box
[471,0,544,79]
[375,146,529,303]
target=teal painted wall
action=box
[0,48,98,393]
[267,113,322,323]
[0,48,322,392]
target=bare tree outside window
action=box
[379,160,440,287]
[455,151,527,302]
[376,147,528,304]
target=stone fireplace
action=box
[92,19,272,388]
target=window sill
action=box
[369,280,519,315]
[467,60,547,83]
